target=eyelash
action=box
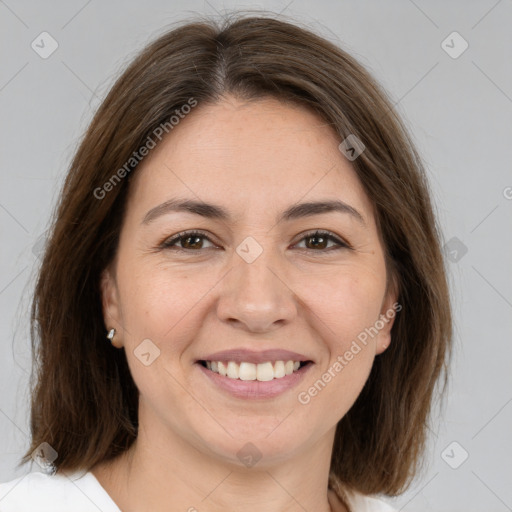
[159,229,350,254]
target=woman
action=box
[0,13,452,512]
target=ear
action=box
[374,273,400,356]
[100,266,124,348]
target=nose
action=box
[216,250,297,333]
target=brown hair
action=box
[21,12,452,497]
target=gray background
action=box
[1,1,511,511]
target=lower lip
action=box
[196,362,313,400]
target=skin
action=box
[92,95,397,512]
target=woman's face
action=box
[102,95,397,467]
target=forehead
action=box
[127,96,375,226]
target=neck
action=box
[92,402,344,511]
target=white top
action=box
[0,471,398,511]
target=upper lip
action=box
[198,349,313,365]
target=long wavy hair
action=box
[21,12,452,497]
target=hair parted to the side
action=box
[21,12,452,497]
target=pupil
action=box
[184,236,201,249]
[308,234,326,249]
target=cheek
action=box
[114,260,201,405]
[302,265,386,345]
[116,258,211,341]
[296,270,382,420]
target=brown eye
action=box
[304,233,329,250]
[161,229,349,254]
[161,231,215,251]
[180,234,204,249]
[295,230,348,252]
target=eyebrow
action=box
[142,198,366,226]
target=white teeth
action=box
[217,361,227,376]
[239,362,257,381]
[274,361,285,378]
[204,359,305,381]
[227,361,239,379]
[256,362,274,381]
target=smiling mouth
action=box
[197,360,313,381]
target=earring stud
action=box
[107,328,116,342]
